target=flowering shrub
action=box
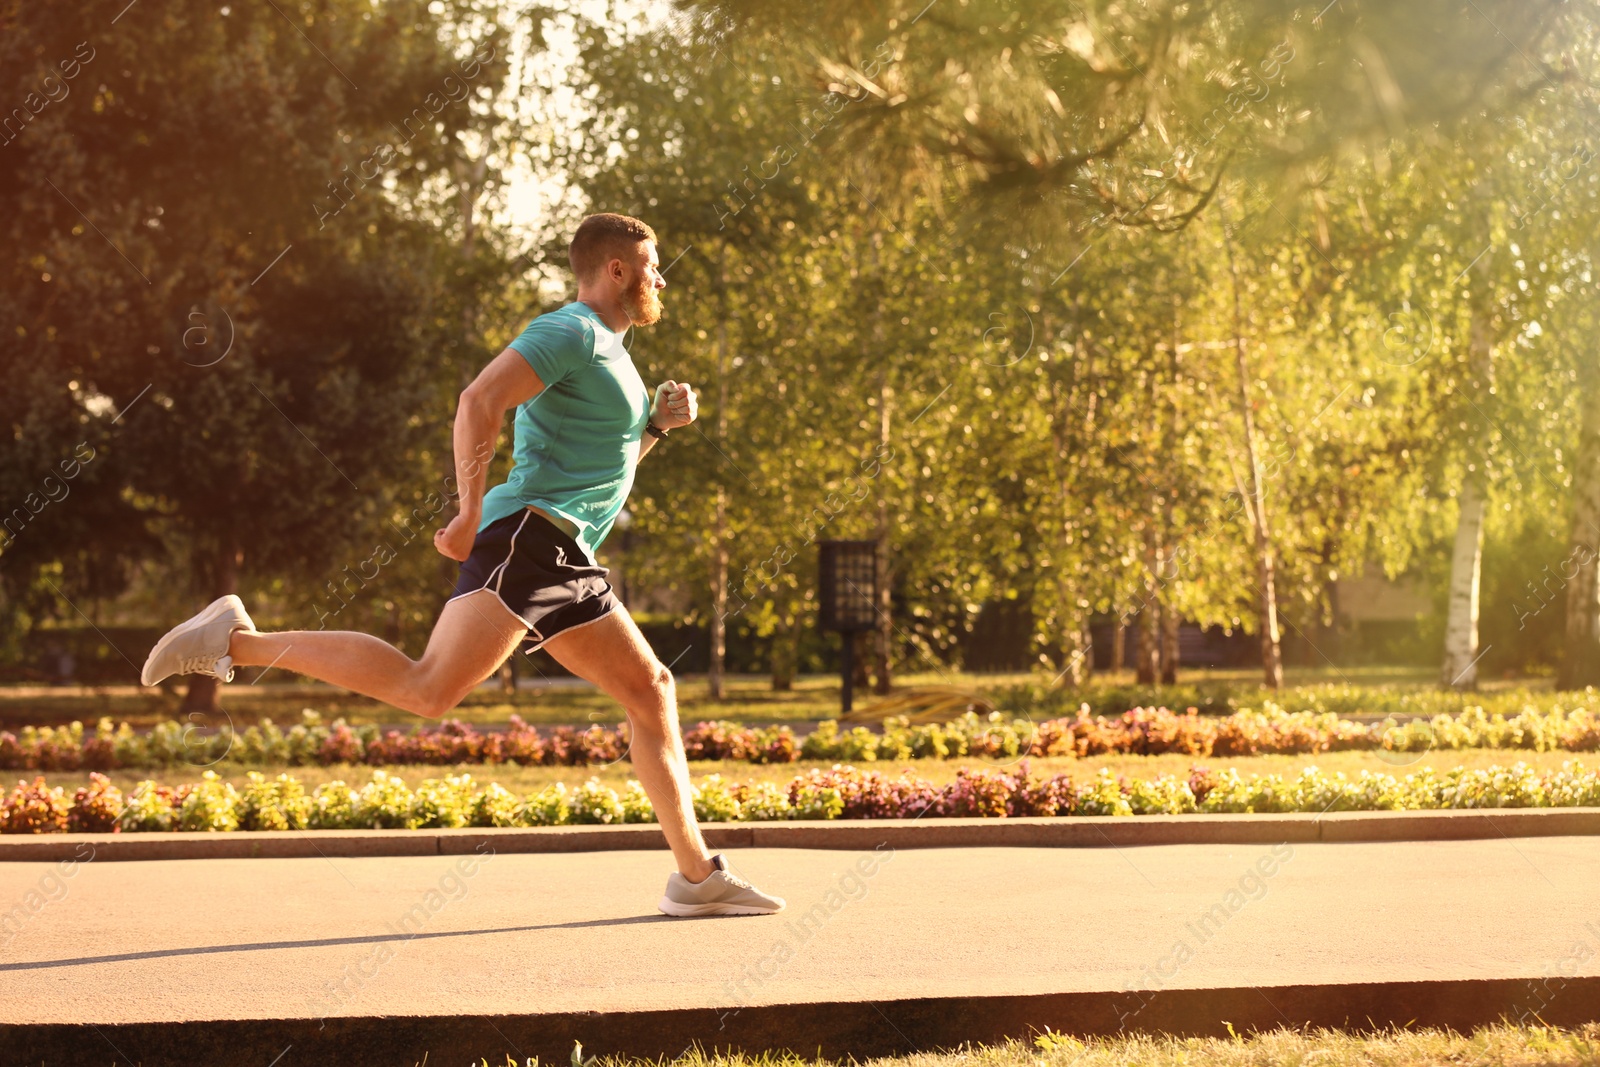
[786,765,939,819]
[691,774,744,822]
[237,771,311,831]
[412,774,478,828]
[318,723,364,765]
[2,775,72,833]
[118,781,180,832]
[354,770,420,829]
[471,782,522,827]
[731,780,791,821]
[494,716,548,765]
[1074,770,1133,816]
[12,759,1600,833]
[19,696,1600,773]
[619,781,656,823]
[68,773,123,832]
[940,767,1015,818]
[520,784,570,826]
[750,725,799,764]
[1006,763,1078,817]
[1125,774,1197,815]
[682,721,753,762]
[788,777,845,820]
[176,770,240,832]
[310,780,358,829]
[570,777,626,824]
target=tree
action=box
[0,0,507,708]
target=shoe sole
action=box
[140,595,245,686]
[657,896,783,917]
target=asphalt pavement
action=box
[2,838,1598,1065]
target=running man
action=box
[140,213,784,918]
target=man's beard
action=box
[622,271,663,326]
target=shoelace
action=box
[177,654,223,678]
[718,868,753,890]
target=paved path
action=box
[3,839,1599,1065]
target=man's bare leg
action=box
[226,589,528,719]
[540,606,715,882]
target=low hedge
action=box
[6,699,1600,773]
[6,759,1600,833]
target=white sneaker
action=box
[658,854,786,917]
[140,595,255,686]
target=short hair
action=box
[569,213,657,281]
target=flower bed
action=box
[5,700,1600,773]
[5,758,1600,833]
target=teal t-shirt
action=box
[477,301,652,562]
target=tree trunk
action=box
[1056,614,1091,687]
[1136,524,1161,685]
[181,537,240,714]
[1440,250,1494,690]
[1441,479,1487,688]
[1560,363,1600,690]
[872,374,893,695]
[709,485,728,700]
[1111,615,1127,673]
[1159,298,1182,687]
[707,281,731,701]
[1159,557,1180,685]
[1054,580,1092,687]
[1135,605,1160,685]
[1049,350,1093,689]
[1220,202,1283,690]
[770,613,797,691]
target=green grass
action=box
[26,746,1598,796]
[0,665,1495,732]
[444,1025,1600,1067]
[0,670,1004,731]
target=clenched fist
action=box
[434,511,477,562]
[651,380,698,430]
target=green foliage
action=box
[733,781,793,821]
[619,781,657,824]
[471,783,522,828]
[237,771,311,832]
[412,774,478,829]
[1074,770,1134,817]
[690,774,743,823]
[310,781,359,830]
[24,756,1600,834]
[569,777,626,824]
[118,781,178,833]
[354,770,421,830]
[175,770,240,832]
[520,784,571,827]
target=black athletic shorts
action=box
[449,509,621,651]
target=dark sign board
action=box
[818,540,877,633]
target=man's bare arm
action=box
[434,348,543,561]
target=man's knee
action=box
[624,662,674,718]
[410,672,474,719]
[412,691,458,720]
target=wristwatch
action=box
[644,420,669,440]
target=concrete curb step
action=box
[2,807,1598,862]
[5,976,1600,1066]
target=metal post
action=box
[840,632,854,714]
